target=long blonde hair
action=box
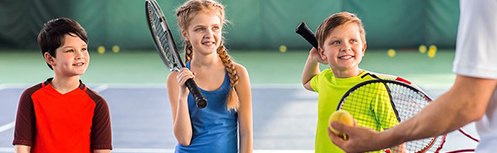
[176,0,240,111]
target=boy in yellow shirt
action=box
[302,12,401,153]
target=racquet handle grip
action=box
[295,22,318,49]
[185,79,208,109]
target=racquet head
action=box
[145,0,208,109]
[145,0,184,72]
[338,79,446,153]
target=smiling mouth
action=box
[202,41,215,46]
[73,62,85,66]
[338,55,354,60]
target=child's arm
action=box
[13,89,36,152]
[302,48,324,91]
[14,145,31,153]
[167,68,194,146]
[235,64,253,153]
[93,150,111,153]
[90,93,112,150]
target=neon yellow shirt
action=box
[310,69,398,153]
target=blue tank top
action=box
[175,62,238,153]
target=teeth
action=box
[339,55,353,60]
[74,63,84,66]
[202,41,214,45]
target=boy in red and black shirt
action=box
[13,17,112,153]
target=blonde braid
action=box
[185,41,193,62]
[217,41,239,111]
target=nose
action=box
[204,28,213,38]
[75,50,84,60]
[340,43,351,52]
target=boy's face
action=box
[44,34,89,77]
[182,11,222,55]
[319,23,366,72]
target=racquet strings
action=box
[339,81,445,152]
[147,4,176,70]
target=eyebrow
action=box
[328,35,360,40]
[61,45,87,49]
[327,36,340,40]
[194,23,221,27]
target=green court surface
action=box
[0,49,455,88]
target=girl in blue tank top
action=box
[166,0,253,153]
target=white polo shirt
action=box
[453,0,497,152]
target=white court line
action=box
[93,84,109,93]
[95,83,166,89]
[112,148,174,152]
[251,84,302,89]
[109,83,303,89]
[0,148,312,153]
[114,149,313,153]
[0,83,452,90]
[0,148,11,152]
[100,83,452,90]
[0,84,30,89]
[255,150,313,153]
[0,122,15,133]
[86,83,303,89]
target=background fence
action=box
[0,0,459,51]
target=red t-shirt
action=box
[13,78,112,152]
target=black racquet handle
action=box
[295,22,318,49]
[185,78,207,108]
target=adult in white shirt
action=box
[328,0,497,152]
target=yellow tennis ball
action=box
[419,45,427,53]
[387,49,396,57]
[112,45,120,53]
[428,49,436,58]
[279,45,287,53]
[429,45,437,52]
[97,46,105,54]
[328,110,355,136]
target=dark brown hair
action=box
[37,17,88,70]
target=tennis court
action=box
[1,0,480,152]
[0,50,478,152]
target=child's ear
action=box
[318,47,327,61]
[181,30,189,41]
[44,52,55,67]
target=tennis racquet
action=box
[338,78,445,152]
[295,21,479,152]
[295,22,318,49]
[145,0,207,109]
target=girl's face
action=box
[183,11,223,55]
[46,34,89,77]
[319,22,366,73]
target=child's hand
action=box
[309,47,328,64]
[177,68,195,96]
